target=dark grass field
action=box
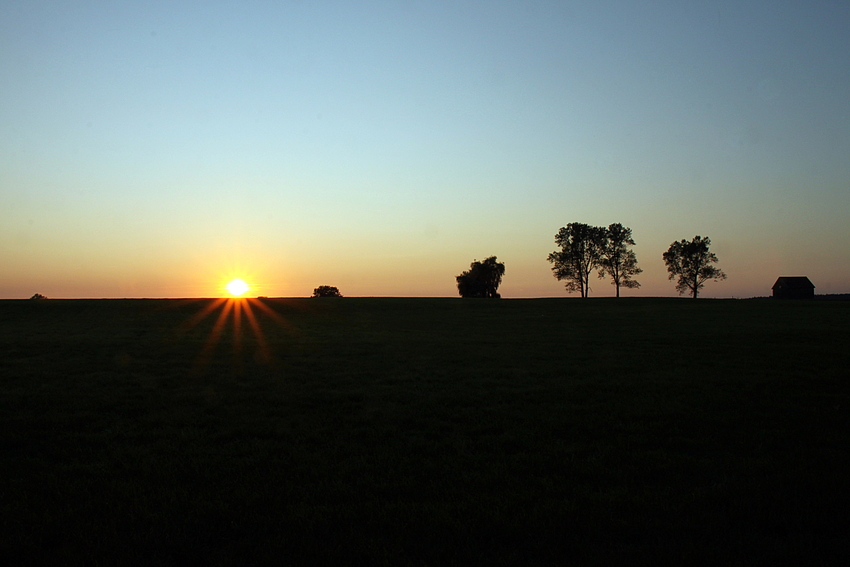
[1,297,848,566]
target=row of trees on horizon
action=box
[456,223,727,299]
[27,226,724,300]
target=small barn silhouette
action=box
[772,276,815,299]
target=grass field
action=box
[1,297,848,566]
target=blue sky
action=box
[2,0,849,298]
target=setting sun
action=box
[226,279,250,296]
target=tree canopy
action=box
[456,256,505,298]
[549,222,644,298]
[547,223,608,298]
[312,285,342,298]
[662,236,727,298]
[598,223,642,298]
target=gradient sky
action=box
[2,0,849,298]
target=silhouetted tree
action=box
[312,286,342,298]
[547,223,607,298]
[456,256,505,298]
[30,293,47,300]
[599,223,642,298]
[662,236,727,298]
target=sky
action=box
[2,0,849,298]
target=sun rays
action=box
[179,297,294,375]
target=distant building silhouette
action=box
[772,277,815,299]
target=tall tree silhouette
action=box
[547,223,607,298]
[662,236,726,298]
[456,256,505,298]
[599,223,642,298]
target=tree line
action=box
[457,223,726,299]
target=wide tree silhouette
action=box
[662,236,726,298]
[456,256,505,298]
[312,286,342,298]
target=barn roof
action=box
[772,276,815,290]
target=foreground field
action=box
[1,297,848,566]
